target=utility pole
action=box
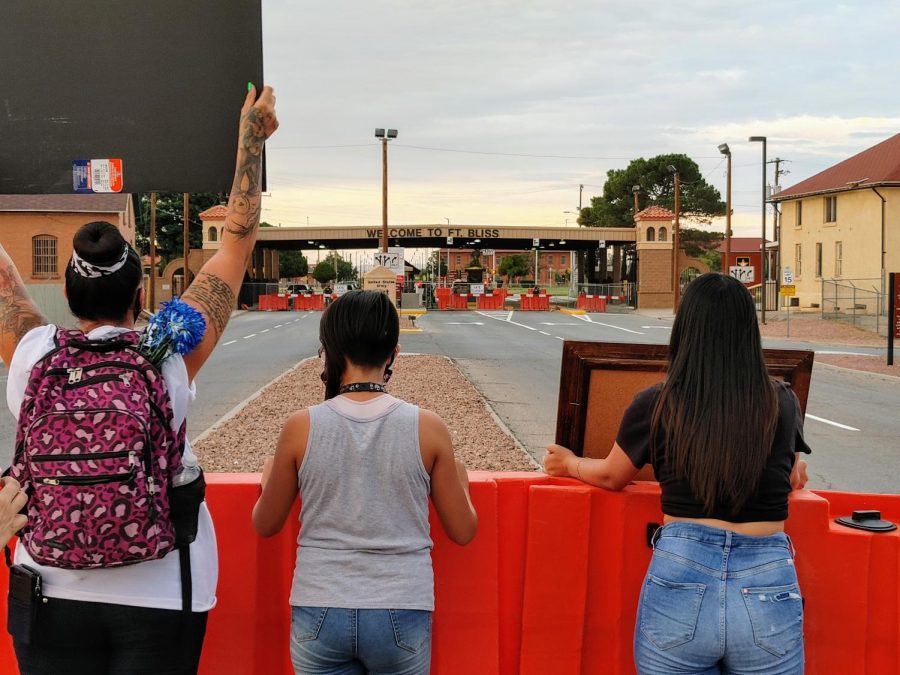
[768,158,790,295]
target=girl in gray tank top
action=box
[253,290,478,675]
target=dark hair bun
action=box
[72,220,127,266]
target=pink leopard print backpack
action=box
[10,328,185,569]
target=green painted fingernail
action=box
[247,81,254,92]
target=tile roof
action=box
[635,205,675,220]
[199,205,228,219]
[774,133,900,201]
[0,193,129,213]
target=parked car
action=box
[334,282,358,297]
[286,283,310,295]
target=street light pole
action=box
[749,136,768,324]
[718,144,732,277]
[374,128,398,253]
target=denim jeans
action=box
[634,522,804,674]
[291,606,432,675]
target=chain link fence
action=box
[821,278,886,335]
[574,282,636,310]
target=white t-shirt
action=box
[6,324,218,612]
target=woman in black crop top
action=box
[544,273,810,674]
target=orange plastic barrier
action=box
[520,293,549,311]
[436,287,452,311]
[293,294,326,311]
[449,293,469,310]
[259,294,289,311]
[476,294,504,310]
[579,294,607,312]
[1,476,898,674]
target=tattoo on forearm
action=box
[182,271,236,340]
[225,107,272,241]
[0,261,46,343]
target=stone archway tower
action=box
[634,206,675,309]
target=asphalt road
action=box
[1,309,897,494]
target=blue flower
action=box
[138,299,206,366]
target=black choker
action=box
[339,382,387,394]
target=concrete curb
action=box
[814,360,900,383]
[190,356,314,445]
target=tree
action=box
[680,228,724,272]
[312,252,355,284]
[499,253,531,282]
[279,250,308,278]
[136,192,224,267]
[425,251,447,278]
[579,154,725,229]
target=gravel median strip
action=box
[194,354,539,473]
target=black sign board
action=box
[0,1,263,194]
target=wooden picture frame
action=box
[555,342,814,480]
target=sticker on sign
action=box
[729,266,755,283]
[782,267,794,284]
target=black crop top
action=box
[615,380,812,522]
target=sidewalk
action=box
[633,308,898,379]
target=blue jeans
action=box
[290,606,432,675]
[634,522,804,674]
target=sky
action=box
[258,0,900,242]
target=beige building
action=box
[773,134,900,310]
[0,194,136,324]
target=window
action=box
[207,226,217,242]
[795,244,802,277]
[547,255,554,265]
[824,195,837,223]
[646,226,655,242]
[658,226,668,242]
[455,255,461,267]
[32,235,58,277]
[815,242,822,278]
[835,241,842,276]
[560,254,568,266]
[796,201,803,227]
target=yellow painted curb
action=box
[400,328,424,333]
[400,308,427,316]
[559,307,586,315]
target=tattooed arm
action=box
[181,84,278,382]
[0,246,48,366]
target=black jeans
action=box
[13,597,208,675]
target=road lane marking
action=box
[476,311,536,331]
[806,414,859,432]
[539,330,551,335]
[555,336,565,340]
[574,314,645,334]
[641,326,672,330]
[445,321,485,325]
[243,334,256,339]
[260,329,270,333]
[222,340,236,346]
[540,322,580,326]
[274,324,283,329]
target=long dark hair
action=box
[65,221,142,322]
[650,273,778,514]
[319,290,399,400]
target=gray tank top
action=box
[290,395,434,610]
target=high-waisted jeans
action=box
[634,522,804,674]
